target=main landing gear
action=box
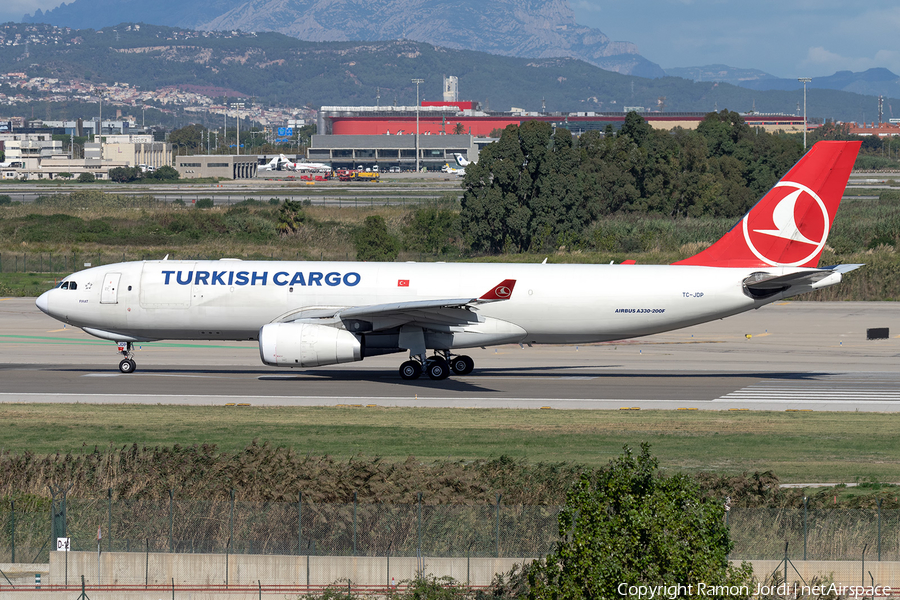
[117,341,137,373]
[398,352,474,381]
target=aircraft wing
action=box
[280,279,516,332]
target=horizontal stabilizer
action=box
[743,264,863,292]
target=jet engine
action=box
[259,323,362,367]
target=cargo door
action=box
[100,272,121,304]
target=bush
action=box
[77,172,95,183]
[151,165,180,181]
[528,444,754,600]
[0,195,11,206]
[109,166,143,183]
[195,198,215,209]
[353,215,400,261]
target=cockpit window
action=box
[57,281,68,289]
[68,281,77,290]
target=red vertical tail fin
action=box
[675,140,861,268]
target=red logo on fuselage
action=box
[742,182,829,267]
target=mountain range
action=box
[1,22,895,125]
[23,0,665,78]
[666,65,900,108]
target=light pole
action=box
[412,78,423,172]
[96,88,105,144]
[798,77,811,150]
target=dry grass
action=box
[1,404,899,483]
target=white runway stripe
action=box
[718,372,900,402]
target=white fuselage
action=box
[38,259,804,346]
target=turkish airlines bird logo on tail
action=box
[743,182,829,266]
[674,141,861,268]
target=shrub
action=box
[77,172,95,183]
[151,165,180,181]
[353,215,400,261]
[195,198,215,209]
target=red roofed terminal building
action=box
[311,103,807,171]
[318,102,805,137]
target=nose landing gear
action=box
[397,352,474,380]
[117,341,137,373]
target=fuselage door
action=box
[100,272,122,304]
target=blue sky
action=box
[2,0,899,79]
[572,0,900,78]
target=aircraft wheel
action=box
[399,360,422,380]
[449,355,474,375]
[119,358,136,374]
[426,358,451,380]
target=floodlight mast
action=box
[799,77,812,150]
[412,78,424,172]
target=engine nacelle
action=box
[259,323,362,367]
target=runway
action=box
[3,297,900,410]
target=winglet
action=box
[478,279,516,301]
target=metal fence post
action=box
[9,499,14,563]
[168,490,173,553]
[353,491,358,556]
[107,488,112,553]
[298,491,302,555]
[495,493,501,558]
[229,489,235,553]
[417,492,422,561]
[878,499,882,561]
[803,496,808,561]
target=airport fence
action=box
[727,506,900,561]
[0,494,561,565]
[4,497,900,565]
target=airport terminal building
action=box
[308,134,480,172]
[318,105,807,139]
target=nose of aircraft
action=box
[35,290,50,315]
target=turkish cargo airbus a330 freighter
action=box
[35,141,862,380]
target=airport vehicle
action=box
[441,163,463,175]
[35,141,861,380]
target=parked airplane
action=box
[262,155,330,172]
[441,162,463,175]
[35,141,861,381]
[454,153,471,168]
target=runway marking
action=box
[717,372,900,403]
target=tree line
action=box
[459,111,804,254]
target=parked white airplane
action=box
[454,153,471,168]
[35,141,861,380]
[262,155,330,172]
[441,162,463,175]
